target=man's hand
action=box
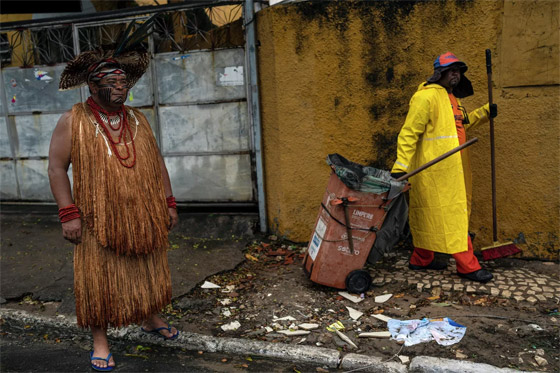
[168,207,178,230]
[62,218,82,244]
[489,103,498,118]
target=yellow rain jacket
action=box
[391,82,490,254]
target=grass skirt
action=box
[74,228,172,329]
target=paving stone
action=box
[417,283,424,292]
[490,287,500,296]
[536,294,547,302]
[517,282,527,286]
[408,279,417,286]
[422,279,430,284]
[514,296,525,302]
[526,296,537,304]
[432,281,440,286]
[527,290,536,295]
[466,286,476,293]
[395,260,406,267]
[454,284,464,291]
[509,286,517,291]
[517,286,527,291]
[531,287,542,292]
[543,293,554,298]
[543,286,555,293]
[498,285,508,290]
[513,291,523,296]
[442,284,452,291]
[424,283,431,290]
[536,279,547,285]
[441,280,449,284]
[502,290,512,298]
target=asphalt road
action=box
[0,322,324,373]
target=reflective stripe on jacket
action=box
[391,82,489,254]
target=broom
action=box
[480,49,521,261]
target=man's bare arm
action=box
[159,153,178,230]
[48,111,82,244]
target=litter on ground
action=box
[387,317,467,346]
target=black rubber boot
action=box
[457,269,493,283]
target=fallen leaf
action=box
[245,254,259,262]
[427,296,440,300]
[394,293,405,298]
[373,309,385,314]
[222,358,228,363]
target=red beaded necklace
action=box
[86,97,136,168]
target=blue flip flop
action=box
[90,351,115,372]
[141,324,179,340]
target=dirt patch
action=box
[170,238,559,371]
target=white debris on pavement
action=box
[346,306,363,320]
[278,330,311,336]
[221,285,236,293]
[221,321,241,331]
[358,331,391,338]
[299,323,319,330]
[201,281,220,289]
[372,314,392,323]
[338,291,364,303]
[336,330,358,349]
[219,298,232,305]
[398,355,410,364]
[374,293,393,303]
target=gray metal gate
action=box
[0,2,258,205]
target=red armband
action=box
[58,204,80,223]
[166,195,177,209]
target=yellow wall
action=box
[256,0,560,259]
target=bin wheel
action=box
[345,270,372,293]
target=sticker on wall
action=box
[172,54,190,61]
[217,66,244,86]
[129,91,134,102]
[34,69,53,81]
[10,79,17,87]
[11,95,16,103]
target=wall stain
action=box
[367,131,399,170]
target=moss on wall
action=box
[256,0,559,260]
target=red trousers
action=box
[410,236,481,274]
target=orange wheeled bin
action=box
[303,154,409,293]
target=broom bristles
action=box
[481,242,521,261]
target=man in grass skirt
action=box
[48,42,179,371]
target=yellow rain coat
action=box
[391,82,490,254]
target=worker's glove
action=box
[390,172,406,180]
[489,103,498,118]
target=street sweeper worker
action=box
[48,41,179,371]
[390,52,496,283]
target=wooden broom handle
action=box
[487,49,498,242]
[395,137,479,182]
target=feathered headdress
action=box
[59,15,158,91]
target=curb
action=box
[408,356,533,373]
[0,309,534,372]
